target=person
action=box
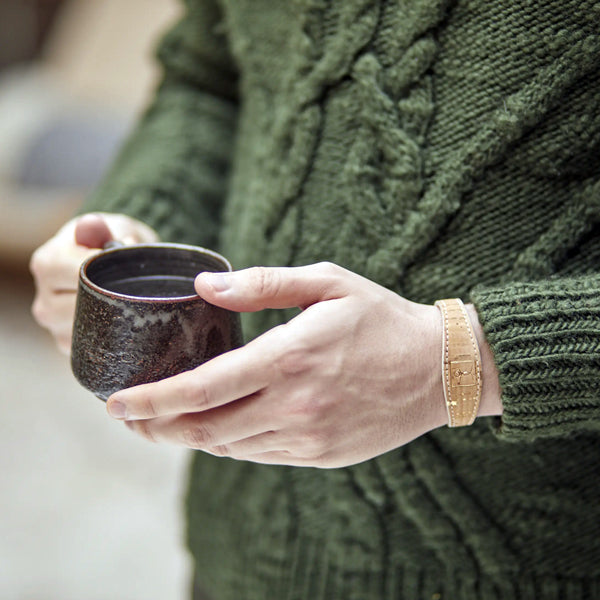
[30,1,600,599]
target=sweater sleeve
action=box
[470,273,600,442]
[80,0,238,248]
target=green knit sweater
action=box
[83,1,600,598]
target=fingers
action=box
[32,289,76,327]
[73,212,160,247]
[125,394,278,449]
[106,334,277,420]
[30,213,161,355]
[194,262,353,312]
[105,214,160,245]
[30,240,97,352]
[231,451,317,467]
[125,415,299,460]
[74,214,114,248]
[31,290,77,354]
[124,412,325,466]
[30,244,96,291]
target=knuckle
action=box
[183,423,214,449]
[31,298,47,325]
[311,262,348,297]
[208,444,231,458]
[29,247,54,279]
[28,249,44,277]
[315,261,346,285]
[182,374,212,410]
[315,261,340,276]
[138,393,158,418]
[275,343,311,376]
[297,430,329,460]
[249,266,280,297]
[31,298,56,329]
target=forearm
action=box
[80,0,239,247]
[81,85,237,246]
[465,303,503,420]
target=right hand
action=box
[30,213,159,354]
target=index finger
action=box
[30,242,99,291]
[106,332,277,421]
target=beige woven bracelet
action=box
[434,298,482,427]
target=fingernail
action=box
[201,272,231,292]
[107,399,128,420]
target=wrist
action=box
[464,303,503,418]
[425,304,449,431]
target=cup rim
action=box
[79,242,233,304]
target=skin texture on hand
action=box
[107,263,503,468]
[30,213,160,354]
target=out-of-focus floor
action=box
[0,271,192,600]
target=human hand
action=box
[107,263,451,468]
[30,213,159,354]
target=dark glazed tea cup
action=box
[71,243,243,401]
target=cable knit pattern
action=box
[80,0,600,598]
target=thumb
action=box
[74,214,114,249]
[194,263,350,312]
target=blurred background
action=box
[0,1,195,598]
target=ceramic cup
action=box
[71,243,243,401]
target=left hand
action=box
[106,262,449,468]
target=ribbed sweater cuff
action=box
[470,275,600,442]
